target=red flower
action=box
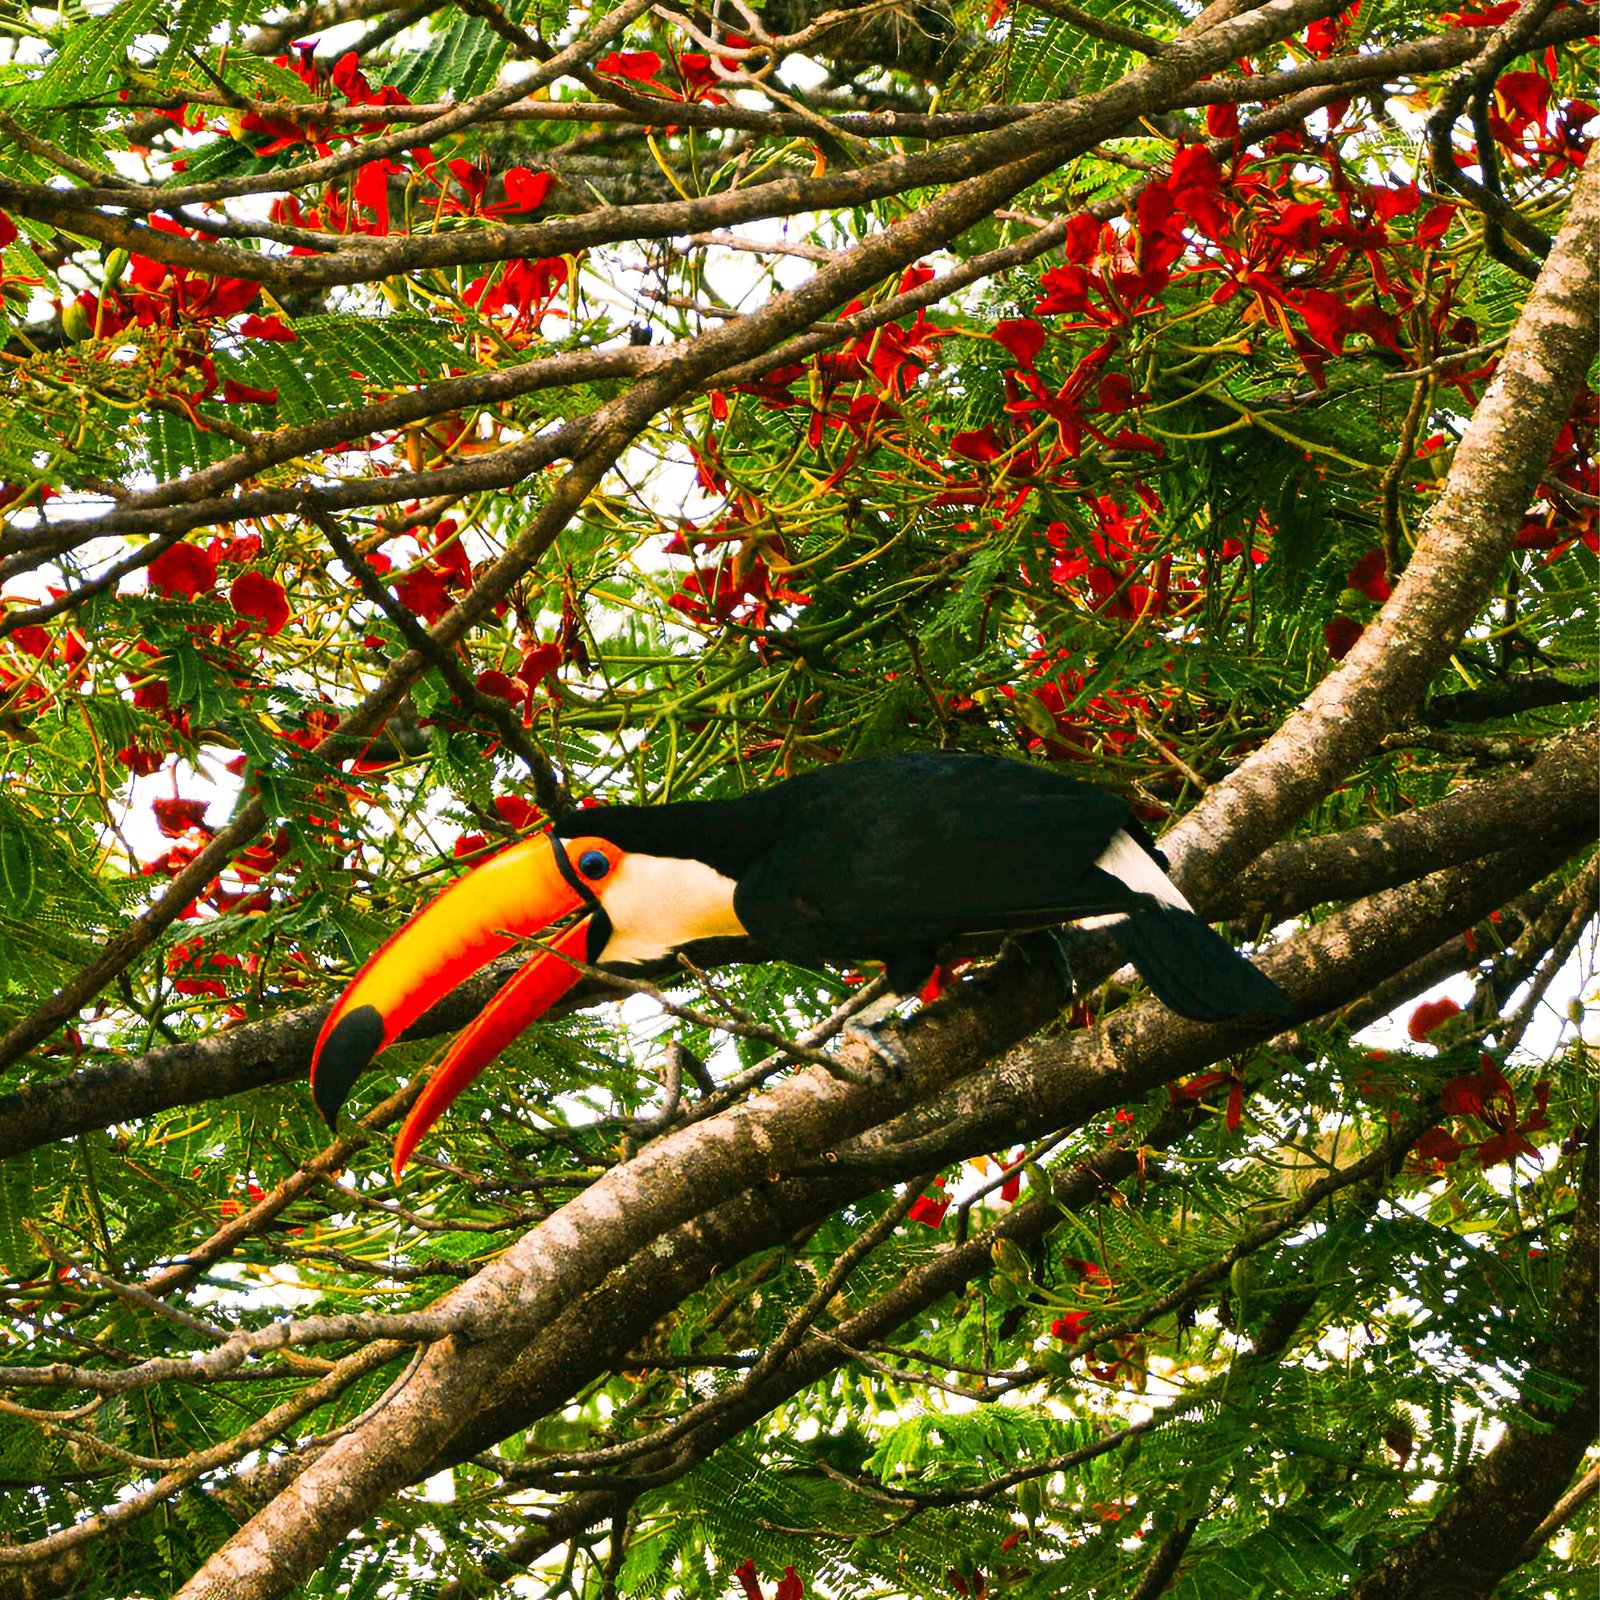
[239,314,297,342]
[1168,142,1231,240]
[1496,70,1551,129]
[1438,1057,1550,1170]
[1206,101,1240,138]
[148,540,219,598]
[493,794,540,831]
[1368,181,1421,220]
[221,379,279,406]
[230,571,291,635]
[152,796,210,837]
[394,566,454,624]
[1324,615,1363,659]
[993,318,1047,368]
[1417,202,1458,246]
[1410,1127,1466,1170]
[1052,1311,1090,1343]
[9,625,50,660]
[475,669,521,703]
[596,50,663,82]
[1096,373,1139,414]
[518,642,562,693]
[1169,1070,1233,1107]
[1295,289,1352,353]
[501,167,555,211]
[217,533,264,563]
[949,427,1005,462]
[1346,548,1391,603]
[1441,1054,1512,1119]
[999,1148,1025,1203]
[907,1177,951,1228]
[1407,996,1461,1043]
[1034,262,1093,315]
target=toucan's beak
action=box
[310,832,623,1175]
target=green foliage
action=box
[0,0,1592,1593]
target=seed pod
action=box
[990,1238,1032,1283]
[1229,1254,1257,1312]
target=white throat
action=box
[593,852,747,966]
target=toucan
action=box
[311,752,1289,1173]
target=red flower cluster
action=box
[664,503,811,632]
[1006,646,1175,762]
[71,219,261,339]
[1517,385,1597,557]
[167,937,250,1000]
[1488,67,1595,182]
[239,45,411,157]
[1051,1254,1112,1345]
[1032,140,1460,390]
[733,1558,804,1600]
[384,520,479,625]
[595,37,751,105]
[731,266,943,452]
[464,255,569,334]
[1411,1055,1552,1173]
[450,794,545,858]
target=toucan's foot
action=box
[835,1020,910,1085]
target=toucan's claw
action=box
[311,1004,386,1127]
[837,1021,911,1086]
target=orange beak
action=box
[310,832,625,1176]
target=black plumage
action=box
[557,752,1287,1020]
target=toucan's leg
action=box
[1038,927,1084,994]
[1018,924,1112,999]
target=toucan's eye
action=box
[577,849,611,880]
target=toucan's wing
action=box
[733,759,1144,966]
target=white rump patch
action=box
[1094,830,1192,911]
[593,852,747,966]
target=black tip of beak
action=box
[312,1005,386,1127]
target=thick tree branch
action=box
[1207,721,1596,921]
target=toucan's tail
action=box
[1116,907,1290,1023]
